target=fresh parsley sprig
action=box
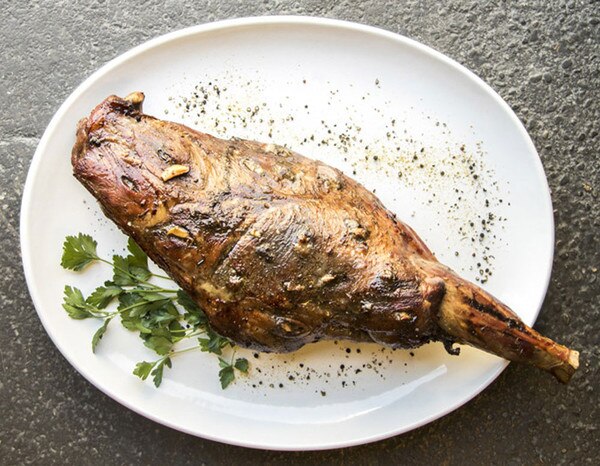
[219,353,250,389]
[60,233,249,388]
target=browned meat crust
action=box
[71,92,579,382]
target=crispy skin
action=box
[72,93,579,382]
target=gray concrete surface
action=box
[1,0,598,464]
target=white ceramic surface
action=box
[20,17,554,450]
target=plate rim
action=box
[19,15,554,450]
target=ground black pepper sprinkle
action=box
[168,71,509,394]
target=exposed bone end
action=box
[425,259,580,384]
[551,350,579,383]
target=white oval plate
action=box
[21,17,554,450]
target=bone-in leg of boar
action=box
[71,92,579,382]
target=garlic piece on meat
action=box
[161,164,189,181]
[167,226,189,238]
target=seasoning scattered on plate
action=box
[165,72,511,394]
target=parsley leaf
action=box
[86,282,122,309]
[62,286,95,319]
[218,365,235,389]
[198,328,231,355]
[144,303,180,328]
[92,317,112,353]
[177,290,208,328]
[118,292,171,319]
[119,293,176,342]
[143,334,172,355]
[151,357,171,387]
[217,356,249,388]
[132,361,154,380]
[234,358,249,373]
[61,234,99,271]
[112,254,152,286]
[167,320,186,342]
[133,357,172,387]
[127,237,148,269]
[111,239,152,286]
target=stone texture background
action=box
[1,1,598,464]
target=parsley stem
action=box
[169,328,206,339]
[112,299,170,316]
[128,287,178,294]
[96,257,115,267]
[170,345,201,357]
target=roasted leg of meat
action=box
[71,92,579,382]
